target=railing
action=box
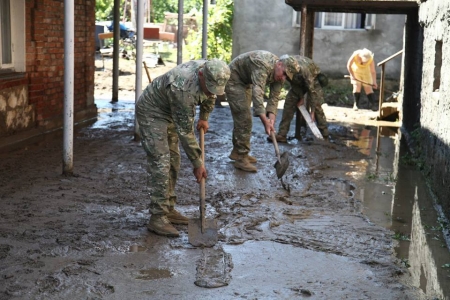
[377,49,403,119]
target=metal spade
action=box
[270,131,290,179]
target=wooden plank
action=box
[298,104,324,140]
[98,32,114,40]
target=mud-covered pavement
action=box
[0,90,429,299]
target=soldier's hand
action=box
[193,166,207,183]
[197,119,209,133]
[267,112,276,126]
[310,111,316,123]
[297,98,305,107]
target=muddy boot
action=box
[234,158,257,172]
[167,209,189,225]
[147,215,180,237]
[353,93,360,111]
[367,93,378,111]
[320,129,329,140]
[229,150,257,163]
[275,134,287,143]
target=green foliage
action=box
[399,258,411,268]
[151,0,203,23]
[392,232,411,241]
[185,0,233,62]
[400,125,426,170]
[366,172,378,181]
[96,0,115,21]
[322,80,353,106]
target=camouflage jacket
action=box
[290,55,324,110]
[228,50,282,116]
[137,60,215,168]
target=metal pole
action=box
[202,0,208,58]
[135,0,144,140]
[63,0,74,175]
[112,0,120,102]
[177,0,183,65]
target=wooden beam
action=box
[286,0,418,14]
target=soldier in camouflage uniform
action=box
[275,55,329,142]
[225,50,299,172]
[136,59,230,237]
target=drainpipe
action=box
[202,0,208,58]
[177,0,183,65]
[112,0,120,102]
[63,0,74,175]
[135,0,144,140]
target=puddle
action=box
[349,125,450,299]
[92,99,136,130]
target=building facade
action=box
[0,0,97,152]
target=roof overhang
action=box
[285,0,419,14]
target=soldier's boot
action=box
[167,209,189,225]
[275,134,288,143]
[353,92,361,111]
[367,93,378,111]
[234,157,257,172]
[147,215,180,237]
[320,128,329,140]
[229,149,257,163]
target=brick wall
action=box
[24,0,96,130]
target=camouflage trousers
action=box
[136,112,181,215]
[225,80,253,157]
[278,88,329,137]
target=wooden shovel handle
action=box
[270,131,282,163]
[344,75,375,87]
[199,128,206,233]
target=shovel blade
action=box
[188,218,218,247]
[274,152,290,179]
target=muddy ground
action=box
[0,56,427,299]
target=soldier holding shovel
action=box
[272,55,329,142]
[225,50,299,172]
[136,59,230,237]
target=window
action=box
[292,11,376,30]
[433,41,442,92]
[321,13,345,29]
[0,0,25,72]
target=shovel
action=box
[270,131,290,179]
[188,128,218,247]
[297,104,324,140]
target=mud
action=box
[0,57,430,299]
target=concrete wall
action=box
[232,0,405,79]
[417,0,450,219]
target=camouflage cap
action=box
[279,55,300,80]
[204,59,231,95]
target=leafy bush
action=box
[184,0,233,62]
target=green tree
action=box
[150,0,203,23]
[95,0,115,21]
[185,0,233,62]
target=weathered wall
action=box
[0,0,96,149]
[0,85,34,136]
[417,0,450,219]
[232,0,405,79]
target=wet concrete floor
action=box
[345,124,450,299]
[0,99,448,299]
[93,99,449,298]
